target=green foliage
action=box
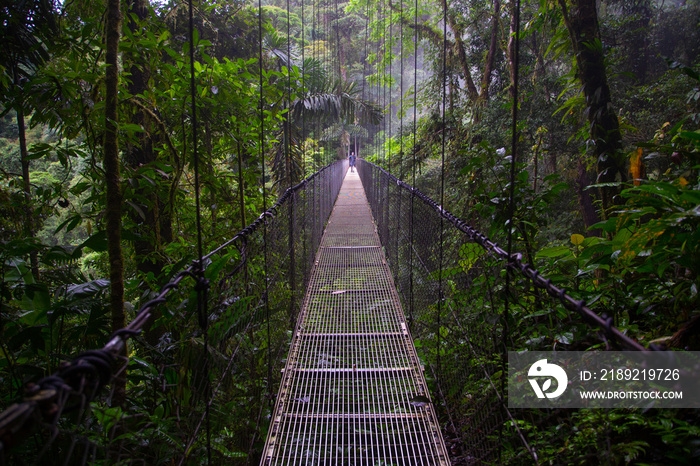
[533,112,700,345]
[503,408,700,465]
[0,1,326,462]
[2,0,700,463]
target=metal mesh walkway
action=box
[262,170,449,465]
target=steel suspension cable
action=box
[394,1,403,284]
[361,0,369,104]
[504,0,522,378]
[324,0,330,163]
[408,0,418,324]
[286,0,292,187]
[243,2,272,458]
[361,0,371,161]
[321,0,326,163]
[378,0,384,166]
[333,0,341,81]
[438,0,448,391]
[286,0,297,334]
[388,4,393,172]
[301,0,305,176]
[399,0,404,178]
[257,0,272,416]
[326,0,331,82]
[503,0,522,458]
[374,3,381,162]
[312,0,318,152]
[382,0,388,168]
[187,0,210,462]
[301,0,308,286]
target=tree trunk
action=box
[547,134,557,174]
[104,0,125,406]
[237,141,246,231]
[16,103,39,278]
[440,0,479,101]
[339,40,347,81]
[507,0,518,102]
[559,0,626,216]
[576,158,600,233]
[124,0,171,345]
[392,0,479,101]
[479,0,502,102]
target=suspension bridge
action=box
[263,169,448,464]
[0,159,647,465]
[0,0,658,461]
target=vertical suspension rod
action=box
[437,0,448,391]
[187,0,210,462]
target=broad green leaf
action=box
[78,231,108,253]
[535,246,571,259]
[66,279,110,298]
[570,234,584,246]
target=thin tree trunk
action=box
[547,134,557,174]
[559,0,626,216]
[480,0,502,102]
[576,158,600,233]
[391,0,479,101]
[533,133,542,193]
[237,141,246,231]
[507,0,518,102]
[124,0,171,345]
[16,104,39,278]
[105,0,125,405]
[440,0,479,101]
[284,114,292,188]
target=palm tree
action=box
[263,29,381,187]
[274,61,381,186]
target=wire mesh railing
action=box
[356,158,648,463]
[0,160,347,465]
[261,171,450,464]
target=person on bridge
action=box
[349,151,356,172]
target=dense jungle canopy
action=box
[1,0,700,463]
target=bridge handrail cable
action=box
[359,158,648,352]
[0,160,345,459]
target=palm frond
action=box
[263,29,295,69]
[291,77,382,126]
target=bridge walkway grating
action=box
[262,170,450,465]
